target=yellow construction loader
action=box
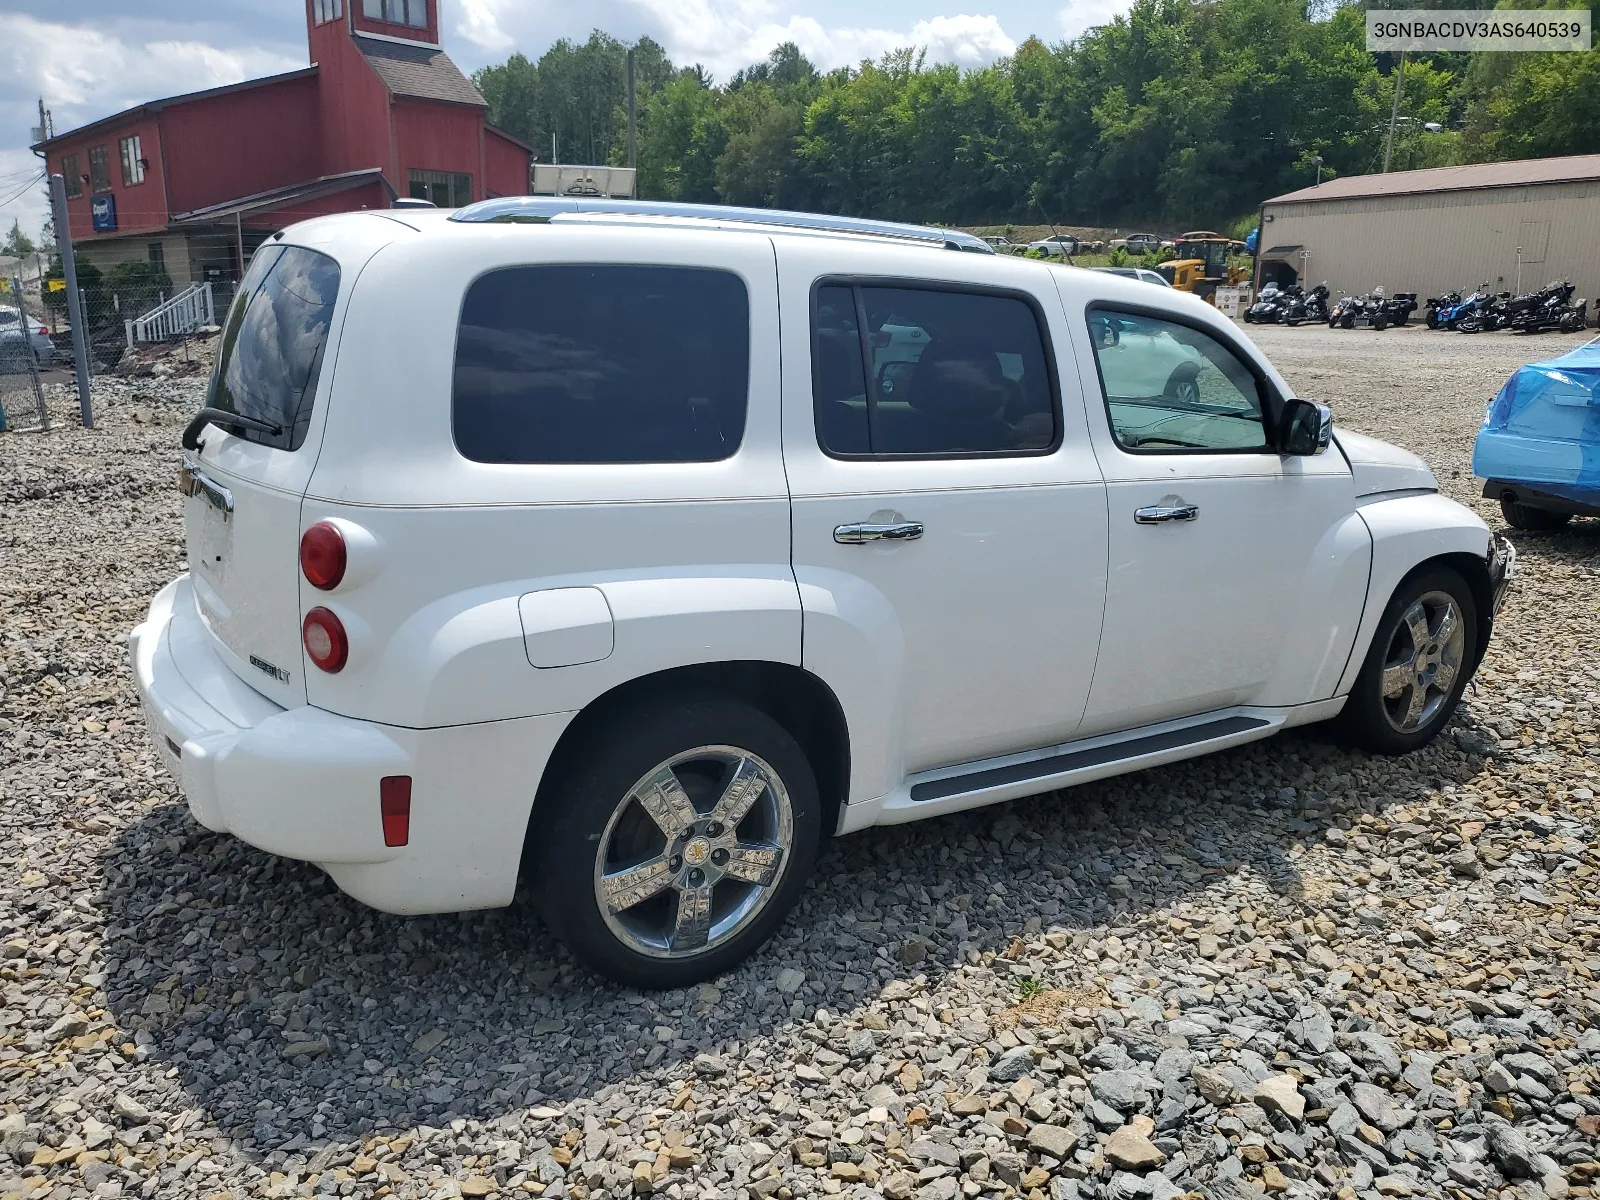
[1156,231,1251,302]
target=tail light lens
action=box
[300,521,347,590]
[380,776,411,846]
[302,607,348,673]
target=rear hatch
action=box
[181,240,343,707]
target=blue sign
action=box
[91,193,117,232]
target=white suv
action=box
[132,199,1513,987]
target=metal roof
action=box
[29,68,320,152]
[448,197,995,253]
[171,169,396,224]
[354,36,485,107]
[1268,154,1600,205]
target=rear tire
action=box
[1338,566,1477,755]
[531,696,821,988]
[1500,497,1572,531]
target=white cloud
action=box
[0,13,303,245]
[1057,0,1134,40]
[452,0,1018,79]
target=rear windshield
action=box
[452,264,750,464]
[207,244,340,451]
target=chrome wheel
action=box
[1167,377,1200,405]
[594,746,793,960]
[1379,590,1465,734]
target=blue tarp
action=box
[1245,228,1259,254]
[1473,336,1600,505]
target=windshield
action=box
[207,244,340,451]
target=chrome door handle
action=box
[834,521,924,544]
[1134,503,1198,524]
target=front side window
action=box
[408,169,471,208]
[88,146,110,193]
[454,265,750,464]
[208,245,341,452]
[812,282,1057,457]
[61,154,81,198]
[120,135,145,186]
[1088,309,1269,452]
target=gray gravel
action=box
[4,324,1600,1200]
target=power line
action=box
[0,171,46,211]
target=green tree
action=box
[2,219,34,257]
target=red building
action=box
[32,0,531,287]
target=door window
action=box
[1088,310,1270,452]
[812,282,1058,457]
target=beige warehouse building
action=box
[1257,153,1600,317]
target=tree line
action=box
[472,0,1600,229]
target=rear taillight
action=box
[302,607,348,672]
[380,776,411,846]
[300,521,347,590]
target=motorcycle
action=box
[1245,282,1288,323]
[1282,282,1329,326]
[1328,293,1365,329]
[1449,289,1508,333]
[1374,291,1418,327]
[1425,291,1462,329]
[1505,281,1589,334]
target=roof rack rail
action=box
[447,196,994,254]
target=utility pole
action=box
[48,173,92,428]
[626,48,638,170]
[551,132,557,165]
[1383,51,1406,173]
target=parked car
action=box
[1110,233,1164,254]
[1027,234,1079,257]
[1091,266,1170,287]
[981,236,1022,254]
[134,198,1514,987]
[1475,339,1600,529]
[0,305,53,368]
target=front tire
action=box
[1339,566,1477,755]
[1500,497,1572,531]
[532,696,821,987]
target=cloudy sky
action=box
[0,0,1130,244]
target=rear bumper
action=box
[129,576,573,914]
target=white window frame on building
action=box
[408,169,471,208]
[312,0,344,23]
[120,135,146,186]
[364,0,427,27]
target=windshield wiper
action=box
[181,406,284,450]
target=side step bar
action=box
[908,714,1271,802]
[841,706,1302,832]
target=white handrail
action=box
[124,282,214,347]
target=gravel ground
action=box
[4,324,1600,1200]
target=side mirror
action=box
[1280,398,1333,456]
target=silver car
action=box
[1091,266,1171,287]
[0,305,53,369]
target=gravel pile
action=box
[3,326,1600,1200]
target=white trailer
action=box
[531,165,637,199]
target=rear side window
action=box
[208,244,341,451]
[812,281,1058,457]
[453,265,750,464]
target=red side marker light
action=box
[380,776,411,847]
